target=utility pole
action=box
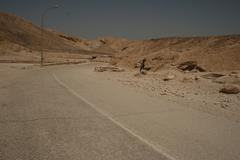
[41,5,59,66]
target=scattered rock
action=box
[220,84,240,94]
[111,68,125,72]
[144,66,152,71]
[94,66,125,72]
[231,71,238,74]
[91,56,97,60]
[182,75,199,82]
[194,76,199,81]
[178,61,206,72]
[95,66,107,72]
[221,103,229,109]
[121,47,128,51]
[160,93,168,96]
[163,74,175,81]
[201,73,225,81]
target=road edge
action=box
[52,73,177,160]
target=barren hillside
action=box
[0,12,110,63]
[73,35,240,71]
[0,12,240,70]
[0,12,78,51]
[103,36,240,71]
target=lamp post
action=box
[41,5,59,66]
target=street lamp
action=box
[41,5,59,66]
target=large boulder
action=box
[178,61,206,72]
[220,84,240,94]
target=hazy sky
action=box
[1,0,240,39]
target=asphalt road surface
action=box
[1,63,240,160]
[0,64,168,160]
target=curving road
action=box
[1,63,240,160]
[0,64,168,160]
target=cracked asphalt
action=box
[0,64,168,160]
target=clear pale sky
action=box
[1,0,240,39]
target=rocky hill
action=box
[112,36,240,71]
[0,12,110,63]
[0,12,240,70]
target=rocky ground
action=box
[94,64,240,122]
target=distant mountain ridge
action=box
[0,12,240,71]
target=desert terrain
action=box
[0,12,240,160]
[1,12,239,119]
[1,12,240,70]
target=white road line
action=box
[53,73,177,160]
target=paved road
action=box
[53,64,240,160]
[1,63,240,160]
[0,64,168,160]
